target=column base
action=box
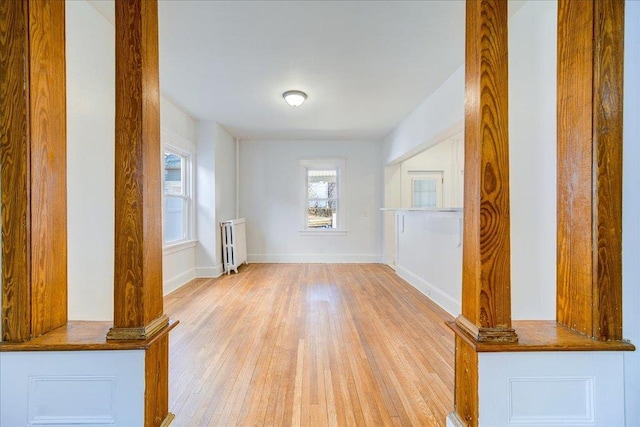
[455,315,518,343]
[107,314,169,340]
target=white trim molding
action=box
[395,265,460,316]
[247,253,381,264]
[163,268,196,295]
[195,264,224,278]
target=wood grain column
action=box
[107,0,168,341]
[455,0,516,344]
[557,0,624,341]
[451,1,513,425]
[0,0,67,342]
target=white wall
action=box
[66,0,115,321]
[195,122,236,277]
[396,210,462,316]
[239,140,382,263]
[384,1,557,321]
[383,165,401,267]
[399,136,463,209]
[67,1,198,317]
[161,109,197,294]
[622,1,640,424]
[383,68,464,166]
[508,0,557,320]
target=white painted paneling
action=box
[239,140,382,262]
[508,377,594,424]
[478,352,625,426]
[1,350,145,427]
[395,210,462,316]
[623,1,640,425]
[508,0,557,320]
[28,376,116,424]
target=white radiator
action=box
[220,218,248,274]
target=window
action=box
[307,170,338,228]
[300,158,346,233]
[410,171,443,208]
[163,147,192,245]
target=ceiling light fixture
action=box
[283,90,307,107]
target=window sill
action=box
[297,229,348,236]
[163,240,197,255]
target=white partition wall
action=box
[1,350,145,426]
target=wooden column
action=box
[0,0,67,342]
[455,0,516,344]
[557,0,624,341]
[108,0,168,341]
[110,1,172,425]
[451,1,513,425]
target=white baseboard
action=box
[163,268,196,295]
[446,412,465,427]
[195,264,224,278]
[247,254,382,264]
[396,265,460,316]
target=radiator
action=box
[220,218,248,274]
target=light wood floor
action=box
[164,264,455,426]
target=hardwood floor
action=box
[164,264,455,426]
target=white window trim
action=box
[162,131,197,250]
[298,158,347,235]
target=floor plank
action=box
[164,264,455,426]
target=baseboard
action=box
[446,412,465,427]
[163,268,196,295]
[247,254,382,264]
[396,265,460,316]
[195,264,224,278]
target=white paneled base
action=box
[478,351,625,426]
[247,253,381,263]
[1,350,145,427]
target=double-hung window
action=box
[163,147,192,245]
[307,170,338,228]
[300,158,346,233]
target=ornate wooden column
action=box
[109,1,172,425]
[451,1,514,425]
[557,0,624,341]
[0,0,67,342]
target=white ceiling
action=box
[88,1,469,140]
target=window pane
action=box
[307,205,337,229]
[164,152,183,195]
[308,170,337,199]
[164,196,185,243]
[413,179,438,208]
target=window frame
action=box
[162,137,196,250]
[299,158,347,235]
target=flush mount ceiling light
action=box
[283,90,307,107]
